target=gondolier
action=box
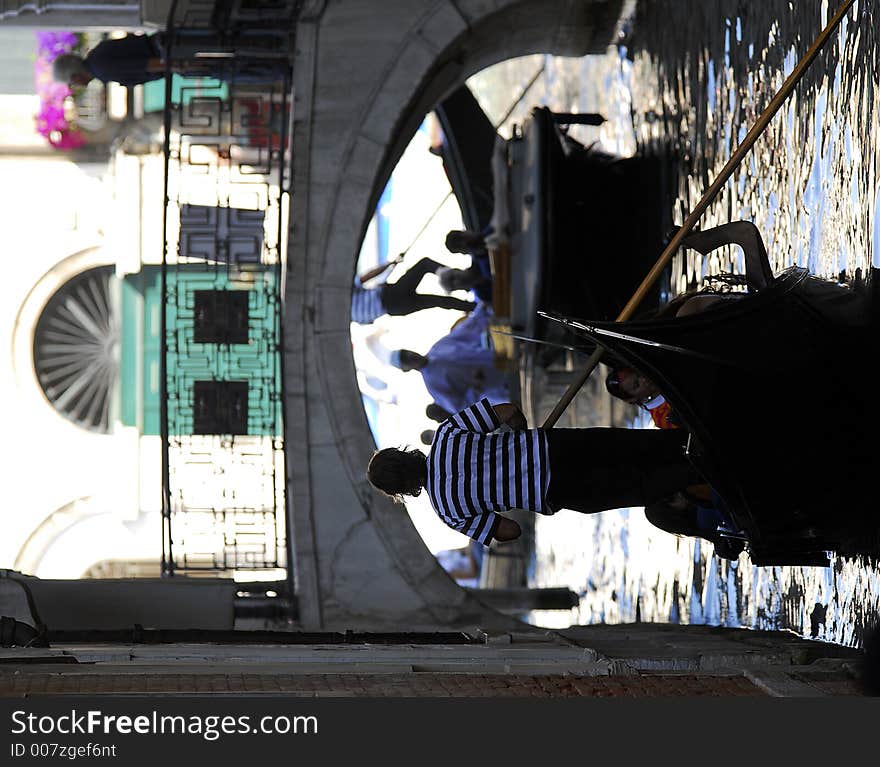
[52,30,288,88]
[367,397,702,545]
[52,32,165,87]
[351,256,475,325]
[389,302,508,414]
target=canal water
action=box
[515,0,880,646]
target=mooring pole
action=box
[542,0,855,429]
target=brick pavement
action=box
[0,672,765,697]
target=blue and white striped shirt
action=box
[425,398,552,546]
[350,281,386,324]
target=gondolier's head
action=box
[605,366,657,404]
[367,447,427,502]
[444,229,485,255]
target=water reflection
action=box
[529,0,880,647]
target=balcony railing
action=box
[159,1,299,596]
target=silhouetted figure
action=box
[445,229,489,258]
[53,31,287,88]
[53,33,164,87]
[352,257,475,324]
[390,303,508,414]
[442,228,494,304]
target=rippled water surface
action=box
[523,0,880,646]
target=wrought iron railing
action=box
[159,1,299,590]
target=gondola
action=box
[543,243,879,566]
[433,85,673,343]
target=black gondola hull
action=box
[549,268,879,563]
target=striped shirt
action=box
[425,398,552,546]
[350,281,386,324]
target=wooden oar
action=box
[542,0,855,429]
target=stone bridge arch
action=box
[286,0,623,629]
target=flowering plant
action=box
[34,31,87,150]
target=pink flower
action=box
[33,30,86,150]
[48,129,87,150]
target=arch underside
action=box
[285,0,623,629]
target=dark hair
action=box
[605,370,625,400]
[52,53,87,84]
[444,229,483,254]
[605,366,635,402]
[425,403,450,422]
[398,349,427,371]
[367,447,426,502]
